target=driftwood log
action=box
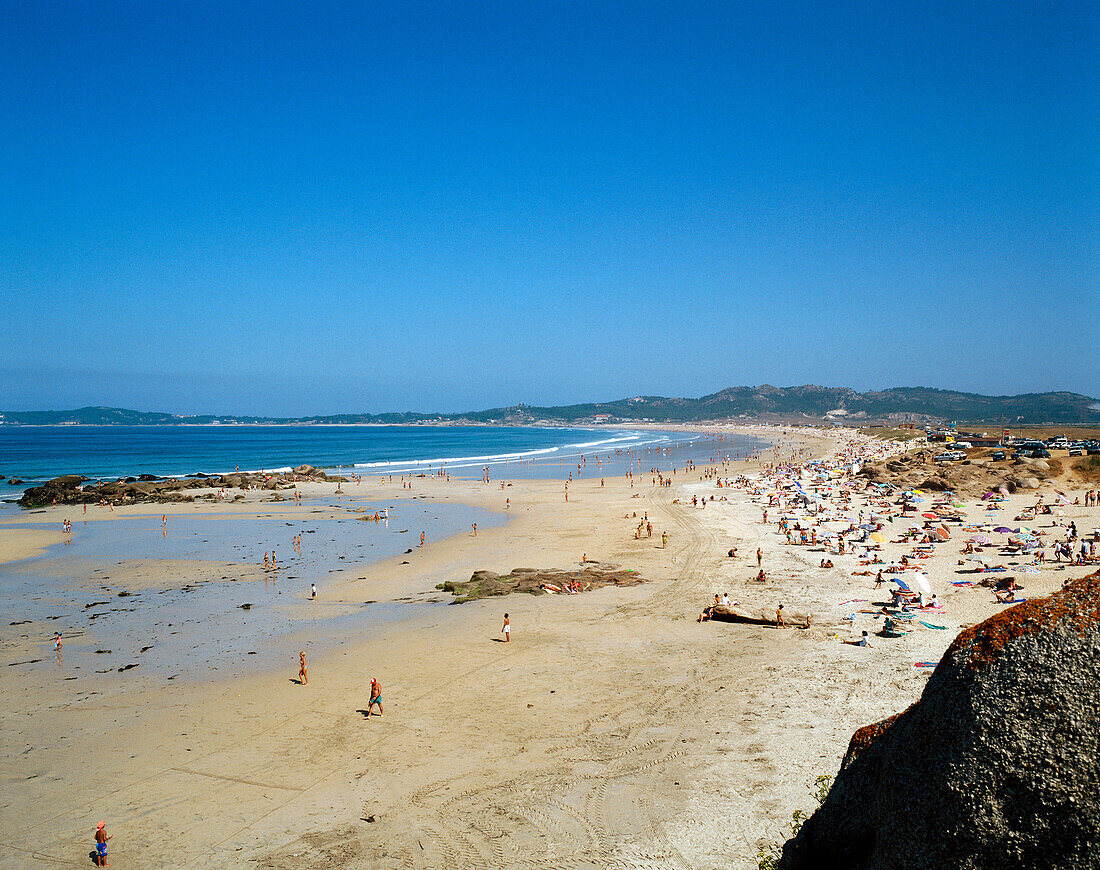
[705,604,814,628]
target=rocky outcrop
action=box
[16,475,89,506]
[440,566,647,603]
[858,448,1052,496]
[293,464,334,480]
[778,571,1100,870]
[18,466,348,507]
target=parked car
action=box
[1068,446,1084,456]
[1087,445,1100,456]
[934,451,967,463]
[952,441,972,449]
[990,450,1006,461]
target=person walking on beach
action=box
[757,547,763,568]
[366,678,383,717]
[310,583,317,600]
[775,604,786,628]
[53,632,62,653]
[298,652,308,685]
[501,613,511,642]
[662,531,668,548]
[94,820,112,866]
[472,523,477,537]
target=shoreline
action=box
[0,423,773,498]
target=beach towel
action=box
[919,621,947,630]
[914,661,939,668]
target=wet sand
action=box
[1,425,1096,869]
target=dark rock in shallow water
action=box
[8,478,23,485]
[18,475,89,507]
[778,569,1100,870]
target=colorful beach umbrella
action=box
[870,532,886,543]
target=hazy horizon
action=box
[3,383,1098,420]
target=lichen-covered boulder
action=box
[778,570,1100,870]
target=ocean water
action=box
[0,425,771,680]
[0,425,771,504]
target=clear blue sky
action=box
[2,1,1097,415]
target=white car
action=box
[934,451,967,462]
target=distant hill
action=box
[2,388,1098,427]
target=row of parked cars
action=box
[1011,437,1100,458]
[933,437,1099,464]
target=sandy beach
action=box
[1,426,1098,869]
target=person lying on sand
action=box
[842,630,872,647]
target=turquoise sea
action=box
[0,424,770,505]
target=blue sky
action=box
[2,1,1096,415]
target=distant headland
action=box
[2,385,1098,427]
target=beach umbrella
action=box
[971,535,992,545]
[935,527,950,541]
[870,531,886,543]
[922,512,938,520]
[914,574,932,596]
[994,527,1014,534]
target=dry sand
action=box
[1,426,1097,869]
